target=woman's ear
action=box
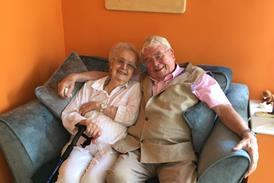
[108,59,113,72]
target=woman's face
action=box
[110,50,137,84]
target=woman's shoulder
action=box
[127,80,141,89]
[129,79,140,85]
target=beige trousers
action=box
[106,150,197,183]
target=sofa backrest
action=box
[81,55,233,154]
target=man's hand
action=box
[58,71,108,98]
[79,101,100,116]
[58,74,76,98]
[233,131,259,178]
[79,119,101,140]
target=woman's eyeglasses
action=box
[116,59,137,70]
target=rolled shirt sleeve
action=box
[114,82,141,126]
[191,73,231,108]
[61,82,90,134]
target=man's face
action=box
[142,45,176,81]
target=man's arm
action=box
[58,71,108,98]
[213,104,258,178]
[213,104,249,136]
[192,73,258,178]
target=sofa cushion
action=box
[198,65,232,93]
[80,55,109,72]
[31,157,59,183]
[182,65,232,154]
[35,52,88,118]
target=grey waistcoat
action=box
[113,63,205,163]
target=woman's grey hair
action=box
[108,42,139,65]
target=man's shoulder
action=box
[170,63,205,85]
[140,75,151,86]
[183,62,205,73]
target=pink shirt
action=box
[151,65,231,108]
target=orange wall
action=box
[0,0,65,181]
[0,1,65,113]
[62,0,274,99]
[1,0,273,181]
[248,134,274,183]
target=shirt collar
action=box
[150,64,184,83]
[91,76,129,90]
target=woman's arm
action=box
[113,82,142,126]
[79,82,141,126]
[61,81,94,134]
[80,82,142,144]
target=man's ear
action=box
[169,49,175,59]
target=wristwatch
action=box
[99,102,108,113]
[241,129,256,137]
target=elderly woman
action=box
[56,42,141,183]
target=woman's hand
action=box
[79,101,118,120]
[102,105,118,120]
[79,119,101,139]
[58,71,108,98]
[79,101,100,116]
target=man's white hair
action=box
[140,36,172,57]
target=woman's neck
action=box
[104,78,124,94]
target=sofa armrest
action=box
[0,100,69,183]
[197,122,249,183]
[197,84,251,183]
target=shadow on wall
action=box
[3,56,61,113]
[0,150,13,183]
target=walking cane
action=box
[47,124,91,183]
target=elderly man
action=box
[58,36,258,183]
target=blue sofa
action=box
[0,54,251,183]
